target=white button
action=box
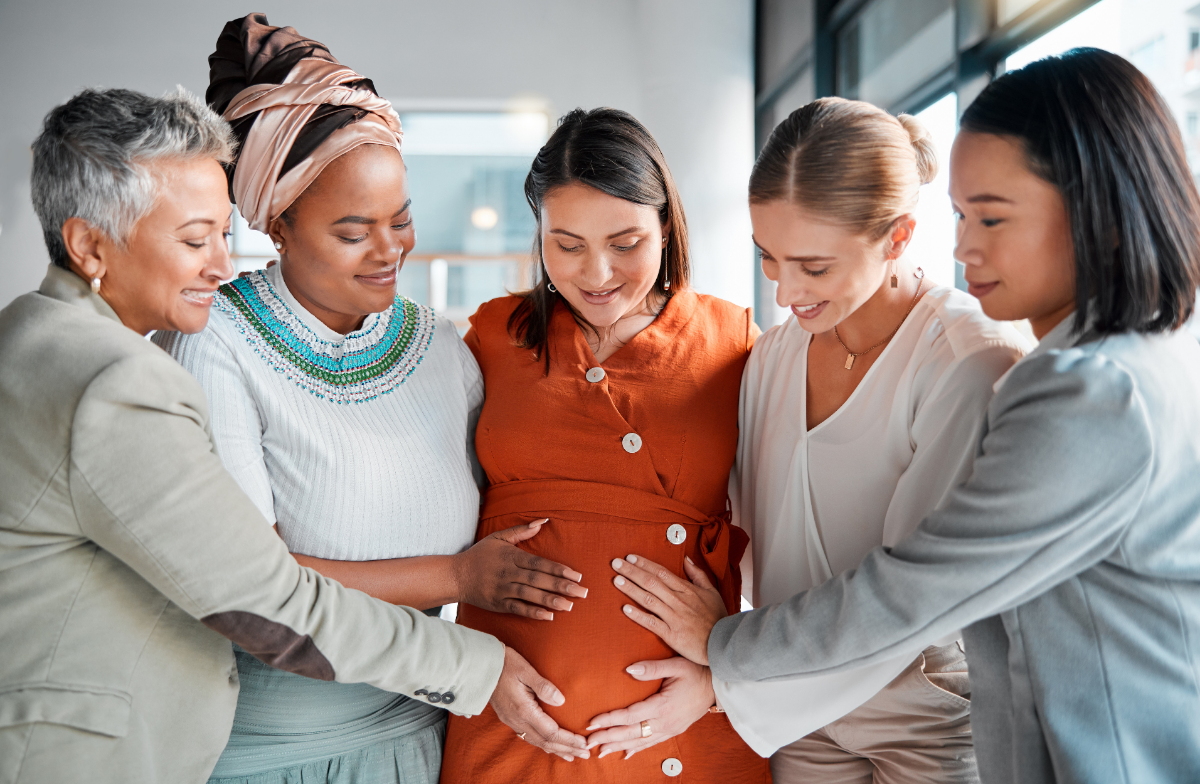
[586,367,606,383]
[662,757,683,777]
[666,524,687,545]
[622,433,642,453]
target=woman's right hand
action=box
[454,520,587,619]
[491,646,589,761]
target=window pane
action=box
[838,0,955,109]
[905,92,958,290]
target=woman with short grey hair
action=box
[0,86,584,784]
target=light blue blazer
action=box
[709,314,1200,784]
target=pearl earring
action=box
[274,241,283,251]
[90,277,101,294]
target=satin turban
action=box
[207,13,403,232]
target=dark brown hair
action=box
[749,97,936,240]
[961,47,1200,334]
[508,108,689,367]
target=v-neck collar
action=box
[553,289,698,371]
[804,290,933,436]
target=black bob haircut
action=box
[961,47,1200,335]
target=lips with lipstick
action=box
[356,265,398,287]
[791,300,829,320]
[181,289,217,306]
[967,280,999,298]
[579,284,623,306]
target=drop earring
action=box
[90,277,101,294]
[890,260,898,288]
[661,248,670,291]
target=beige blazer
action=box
[0,266,504,784]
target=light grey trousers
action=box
[770,642,978,784]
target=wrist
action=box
[702,666,721,712]
[449,551,469,603]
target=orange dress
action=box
[440,291,771,783]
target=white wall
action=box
[0,0,754,309]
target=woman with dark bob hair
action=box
[611,48,1200,783]
[439,108,770,782]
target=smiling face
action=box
[271,143,414,334]
[752,199,911,334]
[540,182,667,328]
[950,131,1076,337]
[80,157,233,335]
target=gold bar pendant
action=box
[844,353,855,370]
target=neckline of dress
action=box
[557,289,696,370]
[803,290,934,437]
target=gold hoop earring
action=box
[547,282,557,293]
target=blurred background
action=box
[0,0,1193,332]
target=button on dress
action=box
[440,291,770,783]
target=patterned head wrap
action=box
[207,13,403,232]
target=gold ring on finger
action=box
[640,720,652,738]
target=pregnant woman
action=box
[439,109,770,783]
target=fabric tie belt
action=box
[479,479,748,613]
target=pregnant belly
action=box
[457,511,692,734]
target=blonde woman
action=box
[590,99,1026,782]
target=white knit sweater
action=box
[155,263,483,562]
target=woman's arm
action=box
[709,347,1153,681]
[612,348,1154,680]
[287,520,586,618]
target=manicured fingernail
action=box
[685,555,694,565]
[566,569,584,582]
[540,611,554,621]
[614,576,625,586]
[626,555,638,564]
[611,558,623,570]
[579,751,590,759]
[599,749,611,759]
[551,689,565,705]
[558,599,573,611]
[586,726,598,733]
[623,605,633,614]
[625,750,637,760]
[626,664,645,675]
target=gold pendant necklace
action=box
[834,268,925,371]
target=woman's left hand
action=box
[611,555,726,665]
[584,657,715,759]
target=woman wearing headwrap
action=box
[154,14,589,784]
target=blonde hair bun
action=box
[897,113,938,185]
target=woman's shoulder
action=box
[919,285,1029,362]
[464,294,527,351]
[685,291,756,350]
[470,294,526,328]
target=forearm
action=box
[291,551,461,609]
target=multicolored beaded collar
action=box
[216,270,436,405]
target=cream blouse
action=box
[716,285,1027,756]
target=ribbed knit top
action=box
[155,263,483,561]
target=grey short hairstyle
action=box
[31,87,236,269]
